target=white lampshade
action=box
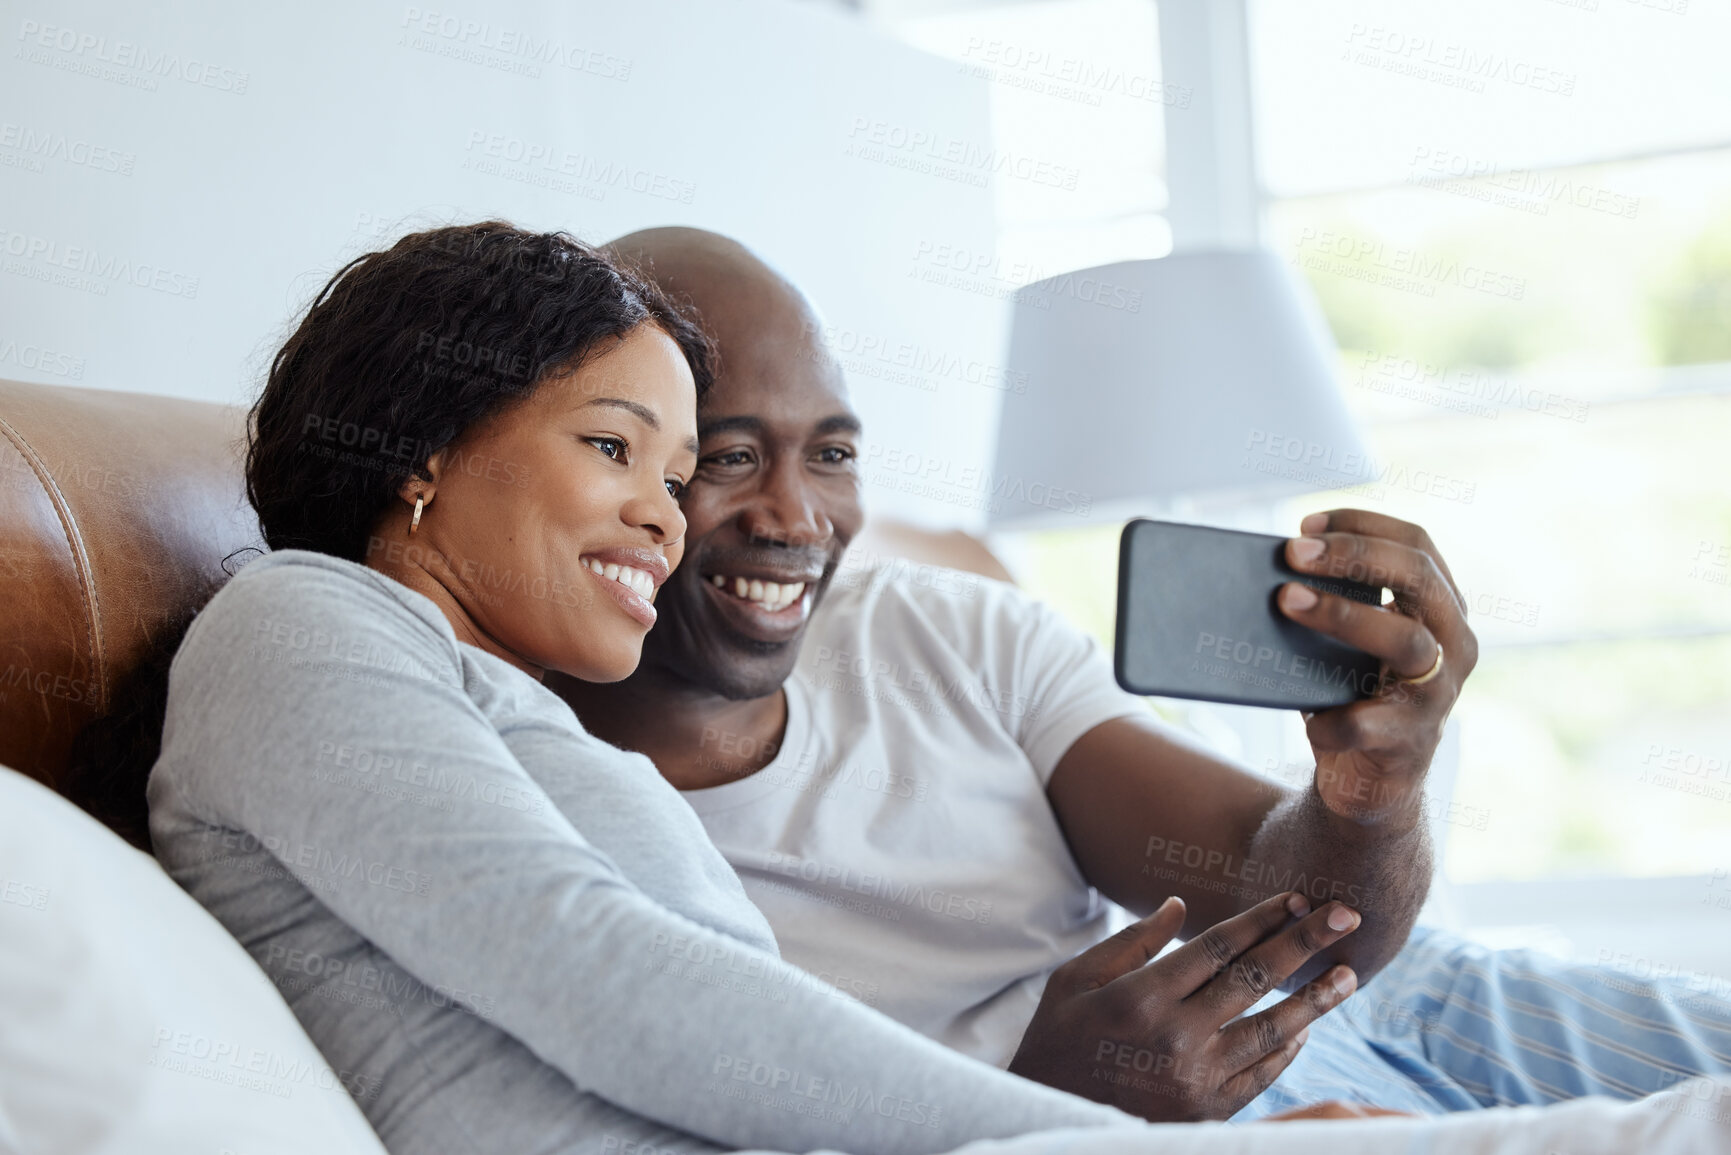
[989,249,1370,528]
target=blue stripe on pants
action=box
[1231,926,1731,1121]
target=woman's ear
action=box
[395,449,447,506]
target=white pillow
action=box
[0,765,389,1155]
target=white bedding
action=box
[4,760,1725,1155]
[0,765,388,1155]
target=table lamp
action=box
[988,249,1370,529]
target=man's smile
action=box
[697,566,817,641]
[707,572,808,614]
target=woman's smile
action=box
[578,545,671,628]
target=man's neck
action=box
[553,667,788,791]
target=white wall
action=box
[0,0,1009,526]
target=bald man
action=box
[551,228,1731,1124]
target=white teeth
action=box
[710,574,809,613]
[583,558,656,601]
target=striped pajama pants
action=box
[1233,926,1731,1121]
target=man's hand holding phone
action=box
[1276,509,1478,828]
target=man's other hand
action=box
[1006,892,1361,1122]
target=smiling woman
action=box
[246,222,709,682]
[362,326,698,679]
[140,221,1149,1155]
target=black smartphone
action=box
[1114,518,1384,710]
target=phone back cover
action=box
[1115,519,1383,709]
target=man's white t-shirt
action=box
[682,561,1149,1066]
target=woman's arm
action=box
[149,556,1133,1155]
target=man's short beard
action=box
[707,664,795,702]
[642,564,837,703]
[697,638,798,701]
[644,634,796,703]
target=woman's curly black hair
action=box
[69,222,714,850]
[247,221,714,561]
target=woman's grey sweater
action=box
[147,550,1132,1155]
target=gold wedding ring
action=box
[1395,643,1445,686]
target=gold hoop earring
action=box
[409,495,424,535]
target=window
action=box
[965,0,1731,893]
[1250,0,1731,885]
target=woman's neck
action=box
[367,552,544,680]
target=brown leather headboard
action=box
[0,378,260,801]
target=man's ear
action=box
[395,448,447,506]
